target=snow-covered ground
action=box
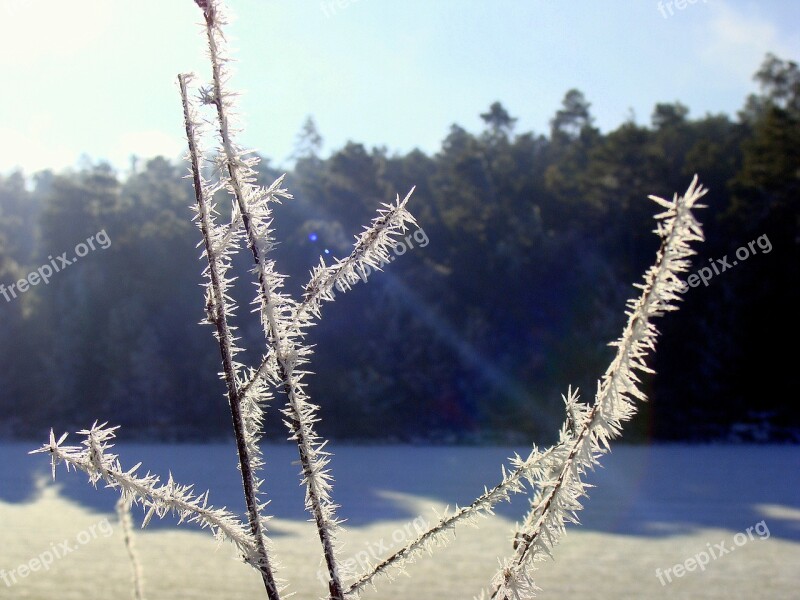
[1,443,797,599]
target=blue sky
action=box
[0,0,798,175]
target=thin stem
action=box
[31,426,258,561]
[116,497,146,600]
[201,7,343,597]
[488,177,706,598]
[179,73,280,600]
[344,445,556,597]
[239,190,415,403]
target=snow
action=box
[1,443,798,599]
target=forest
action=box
[0,53,797,443]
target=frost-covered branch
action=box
[239,189,417,402]
[199,2,343,597]
[488,176,707,599]
[116,496,146,600]
[346,179,704,599]
[30,425,258,561]
[298,188,417,322]
[344,445,559,598]
[179,72,280,600]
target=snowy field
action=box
[0,443,797,599]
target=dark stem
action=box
[179,74,281,600]
[489,198,690,599]
[202,17,344,598]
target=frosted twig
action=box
[488,176,707,599]
[179,71,280,599]
[116,496,146,600]
[297,188,417,321]
[30,425,258,562]
[344,445,558,597]
[200,2,343,597]
[239,188,417,402]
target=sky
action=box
[0,0,798,176]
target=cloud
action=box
[0,0,112,68]
[0,126,184,176]
[0,115,74,174]
[701,3,799,83]
[110,130,186,168]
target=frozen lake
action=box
[1,443,798,599]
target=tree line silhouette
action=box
[1,54,797,442]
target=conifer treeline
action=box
[1,54,797,442]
